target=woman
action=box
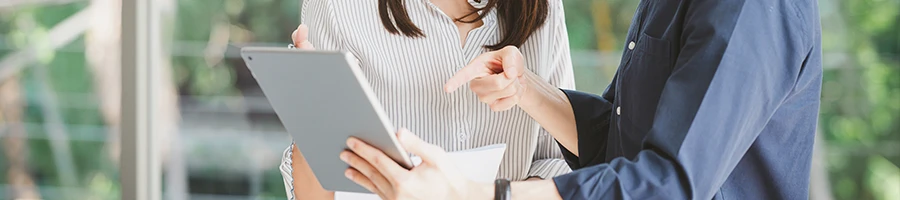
[281,0,575,199]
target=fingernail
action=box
[340,153,348,162]
[345,170,353,179]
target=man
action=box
[335,0,823,199]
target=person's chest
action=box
[326,1,553,151]
[607,0,685,158]
[331,1,553,102]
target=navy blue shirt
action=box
[551,0,823,199]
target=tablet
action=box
[241,47,413,193]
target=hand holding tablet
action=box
[242,48,412,193]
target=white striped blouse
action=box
[281,0,575,198]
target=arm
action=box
[517,0,615,157]
[525,0,575,179]
[519,69,616,160]
[286,0,347,199]
[551,1,812,199]
[290,144,334,199]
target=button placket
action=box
[457,131,469,142]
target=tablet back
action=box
[241,47,412,193]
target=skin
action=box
[288,1,557,199]
[342,45,578,199]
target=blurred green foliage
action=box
[817,0,900,199]
[0,0,898,199]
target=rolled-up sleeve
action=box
[552,0,811,199]
[557,88,614,169]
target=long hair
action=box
[377,0,549,50]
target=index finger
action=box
[444,55,503,93]
[346,137,409,182]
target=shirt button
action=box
[457,132,469,142]
[616,107,621,115]
[628,41,636,50]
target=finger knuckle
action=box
[371,156,383,166]
[469,82,480,91]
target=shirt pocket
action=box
[619,32,674,135]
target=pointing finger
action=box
[444,53,505,93]
[444,61,495,93]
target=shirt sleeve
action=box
[552,0,813,199]
[557,84,615,169]
[526,0,575,180]
[280,144,295,200]
[302,0,345,51]
[528,128,573,179]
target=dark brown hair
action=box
[378,0,549,50]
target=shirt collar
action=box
[419,0,497,24]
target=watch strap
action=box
[494,178,511,200]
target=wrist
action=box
[466,181,496,200]
[517,71,545,110]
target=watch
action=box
[494,178,511,200]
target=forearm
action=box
[291,145,335,200]
[512,180,564,200]
[519,70,579,156]
[468,180,563,200]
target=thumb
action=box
[292,25,302,46]
[293,24,315,50]
[497,46,524,79]
[396,129,446,164]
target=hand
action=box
[444,46,529,111]
[341,129,492,200]
[291,24,316,50]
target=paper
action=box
[334,144,507,200]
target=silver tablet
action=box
[241,47,413,193]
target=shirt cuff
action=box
[281,144,296,200]
[559,89,612,169]
[526,159,573,180]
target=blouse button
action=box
[457,132,469,142]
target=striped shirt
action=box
[281,0,575,198]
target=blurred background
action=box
[0,0,897,199]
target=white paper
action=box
[334,144,507,200]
